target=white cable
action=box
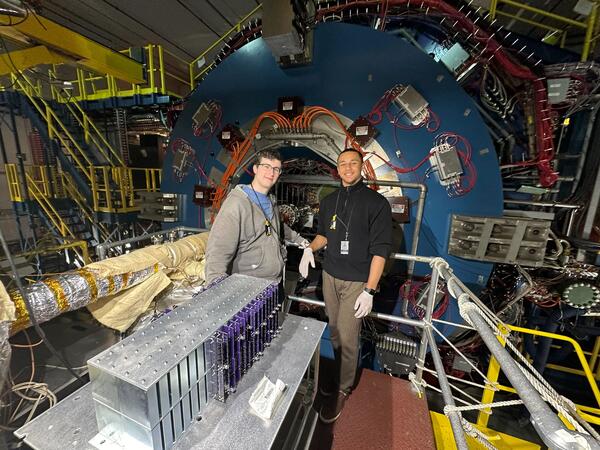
[431,317,475,331]
[431,323,493,383]
[419,366,497,392]
[444,399,524,414]
[458,298,592,435]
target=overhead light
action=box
[49,79,74,89]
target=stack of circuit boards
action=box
[88,274,280,450]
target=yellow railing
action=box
[3,4,262,101]
[1,240,91,267]
[111,166,162,212]
[60,171,111,242]
[90,165,161,213]
[50,44,187,102]
[25,165,52,196]
[25,172,75,239]
[48,80,125,167]
[6,164,61,201]
[12,74,95,183]
[5,163,22,201]
[6,163,161,215]
[478,324,600,429]
[489,0,598,61]
[188,4,262,89]
[90,165,116,213]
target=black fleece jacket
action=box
[317,180,392,282]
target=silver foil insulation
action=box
[8,264,159,335]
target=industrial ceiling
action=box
[37,0,261,61]
[36,0,594,65]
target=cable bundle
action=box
[211,106,382,217]
[314,0,558,186]
[434,132,477,197]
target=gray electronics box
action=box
[192,103,211,127]
[262,0,303,57]
[393,85,428,122]
[88,274,273,450]
[547,78,570,104]
[139,192,183,223]
[431,144,463,185]
[448,214,551,267]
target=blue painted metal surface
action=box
[164,23,504,328]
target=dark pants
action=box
[322,271,365,393]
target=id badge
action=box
[340,240,349,255]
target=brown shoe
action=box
[319,390,347,424]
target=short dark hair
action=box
[254,149,282,165]
[337,148,363,162]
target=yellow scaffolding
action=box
[188,4,262,89]
[5,163,161,216]
[5,163,22,202]
[0,240,91,267]
[478,324,600,429]
[50,44,187,102]
[489,0,598,61]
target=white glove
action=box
[354,290,373,318]
[299,248,315,278]
[299,238,310,249]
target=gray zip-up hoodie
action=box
[204,185,306,284]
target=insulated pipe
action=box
[462,301,600,450]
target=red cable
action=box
[316,0,558,186]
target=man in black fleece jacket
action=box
[299,148,392,423]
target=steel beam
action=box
[0,14,144,83]
[0,45,64,75]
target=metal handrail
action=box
[7,161,161,214]
[5,163,22,201]
[61,172,112,242]
[289,252,600,449]
[96,226,207,260]
[477,323,600,428]
[50,82,126,166]
[12,75,94,182]
[0,240,90,266]
[188,4,262,88]
[489,0,598,61]
[276,177,428,285]
[25,172,75,239]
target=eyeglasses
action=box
[257,163,283,175]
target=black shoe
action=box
[319,382,335,397]
[318,377,337,397]
[319,390,347,424]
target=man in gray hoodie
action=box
[205,149,308,284]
